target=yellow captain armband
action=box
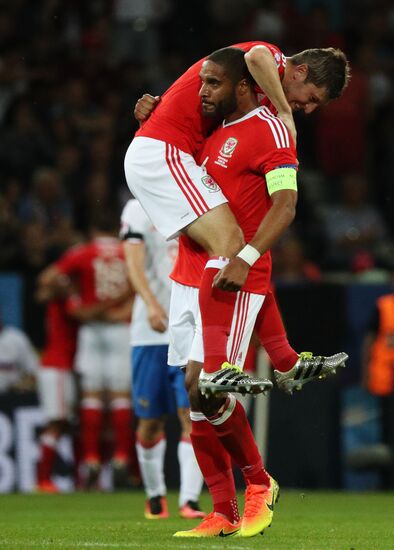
[266,167,297,196]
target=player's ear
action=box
[238,78,249,94]
[294,63,309,81]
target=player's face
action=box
[199,61,238,118]
[283,64,328,114]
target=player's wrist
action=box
[236,244,261,267]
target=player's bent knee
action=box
[137,418,165,442]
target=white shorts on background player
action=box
[38,368,76,421]
[75,322,130,392]
[168,281,265,368]
[124,137,228,240]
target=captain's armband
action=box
[266,167,297,196]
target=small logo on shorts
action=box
[138,398,150,408]
[201,175,220,192]
[220,137,238,158]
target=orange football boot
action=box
[174,512,240,537]
[240,477,280,537]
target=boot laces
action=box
[244,485,266,517]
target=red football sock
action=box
[255,290,299,372]
[190,418,240,523]
[199,257,238,373]
[110,398,132,462]
[37,432,58,483]
[209,397,270,488]
[80,398,103,463]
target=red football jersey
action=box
[56,237,130,306]
[171,106,297,294]
[170,235,207,288]
[137,41,286,157]
[40,298,78,370]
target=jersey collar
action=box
[222,106,264,128]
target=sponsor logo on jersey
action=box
[201,175,220,192]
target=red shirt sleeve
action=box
[252,115,298,175]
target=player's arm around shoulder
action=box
[244,44,277,71]
[245,45,296,143]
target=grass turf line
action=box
[0,490,394,550]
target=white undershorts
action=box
[75,322,131,392]
[168,281,265,369]
[124,136,228,240]
[38,367,76,421]
[168,282,200,366]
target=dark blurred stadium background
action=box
[0,0,393,493]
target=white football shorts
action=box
[124,136,228,240]
[168,281,265,369]
[38,367,76,421]
[168,282,200,367]
[75,322,131,392]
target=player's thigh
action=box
[168,282,199,367]
[75,324,105,392]
[102,324,131,392]
[184,203,244,257]
[131,345,173,418]
[124,137,227,240]
[190,292,266,369]
[38,367,75,421]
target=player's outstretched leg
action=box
[199,362,272,397]
[240,476,280,537]
[274,351,348,394]
[174,512,240,537]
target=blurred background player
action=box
[0,312,38,394]
[44,210,137,489]
[362,291,394,396]
[35,267,78,493]
[361,289,394,487]
[120,198,204,519]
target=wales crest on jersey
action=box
[220,137,238,158]
[201,174,220,192]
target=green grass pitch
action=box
[1,490,393,550]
